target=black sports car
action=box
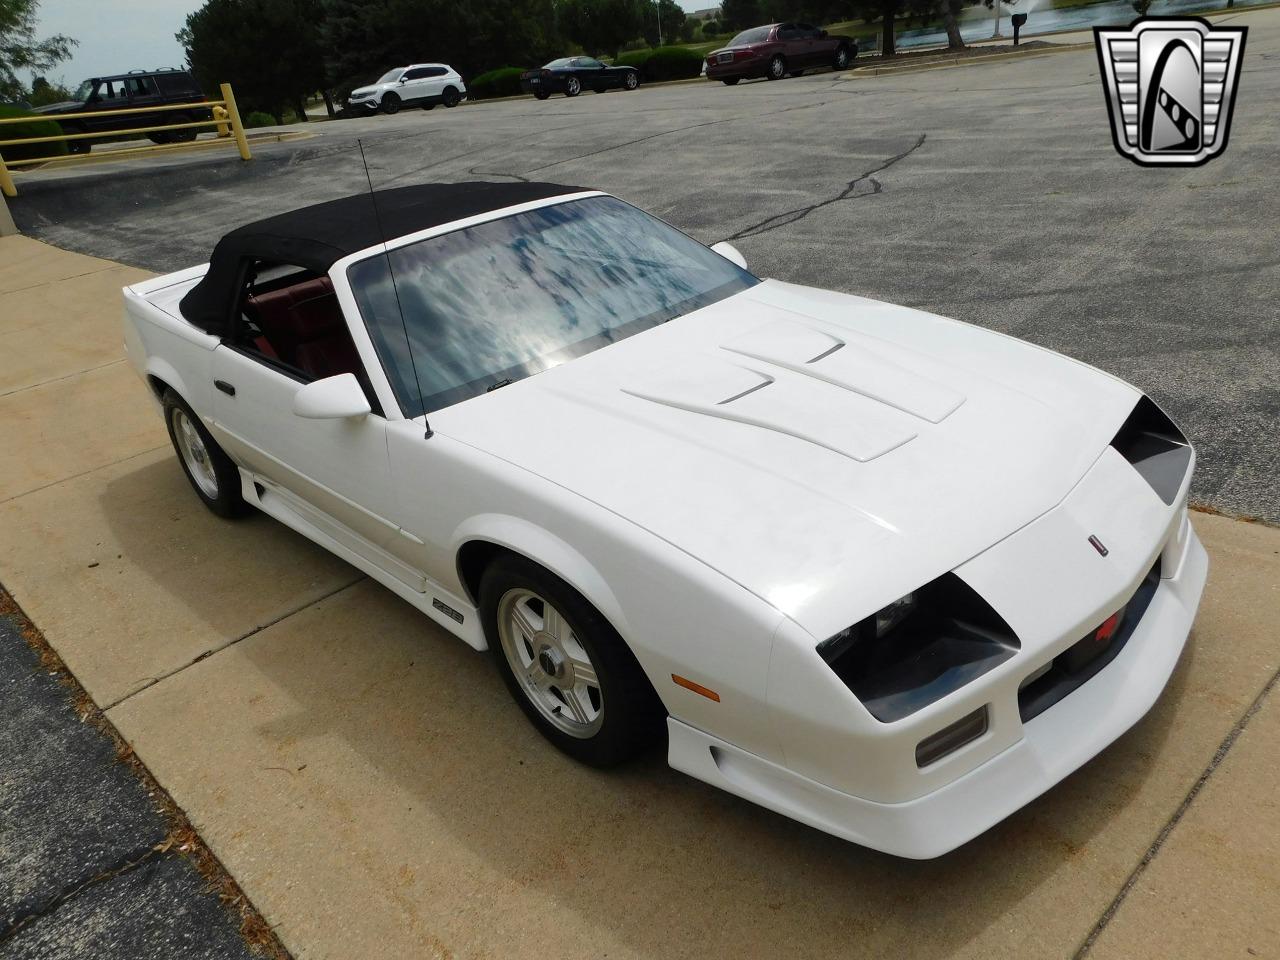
[520,58,640,99]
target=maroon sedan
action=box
[705,22,856,84]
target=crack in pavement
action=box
[723,132,927,241]
[1072,659,1280,959]
[519,116,736,175]
[0,847,162,944]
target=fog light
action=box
[916,706,989,768]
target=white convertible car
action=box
[123,182,1207,858]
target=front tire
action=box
[534,89,550,100]
[63,122,90,154]
[833,44,854,70]
[162,390,246,519]
[380,92,401,114]
[623,72,638,91]
[722,77,740,85]
[565,76,581,97]
[481,555,663,767]
[767,55,786,80]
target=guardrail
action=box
[0,82,251,198]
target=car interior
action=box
[234,261,383,414]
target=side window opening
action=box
[233,261,383,415]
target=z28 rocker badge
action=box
[1095,17,1247,167]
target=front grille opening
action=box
[1111,396,1191,505]
[916,705,989,768]
[1018,558,1162,722]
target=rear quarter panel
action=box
[122,272,219,421]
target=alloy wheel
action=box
[497,588,603,738]
[171,408,219,499]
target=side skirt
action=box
[240,471,487,651]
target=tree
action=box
[1132,0,1152,13]
[559,0,645,58]
[853,0,903,56]
[178,0,327,123]
[643,0,685,46]
[719,0,761,32]
[28,74,73,106]
[0,0,75,100]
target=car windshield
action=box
[73,79,94,100]
[376,68,403,83]
[729,27,772,45]
[348,196,758,417]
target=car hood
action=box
[431,280,1140,639]
[32,100,85,114]
[349,86,378,97]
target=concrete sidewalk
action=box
[2,232,1278,957]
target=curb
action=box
[842,41,1093,78]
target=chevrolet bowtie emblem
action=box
[1095,17,1247,167]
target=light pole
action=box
[656,0,663,46]
[992,0,1002,39]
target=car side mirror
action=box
[292,373,371,420]
[710,241,748,271]
[399,77,407,83]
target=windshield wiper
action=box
[486,378,513,393]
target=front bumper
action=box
[669,520,1206,858]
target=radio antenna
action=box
[357,138,432,439]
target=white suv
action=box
[347,64,467,114]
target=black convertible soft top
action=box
[178,180,584,334]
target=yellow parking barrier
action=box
[0,82,252,198]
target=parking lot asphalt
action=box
[0,592,273,959]
[8,6,1278,525]
[1,10,1278,958]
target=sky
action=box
[27,0,714,89]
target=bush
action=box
[467,67,527,101]
[243,111,277,129]
[0,105,70,163]
[615,46,705,82]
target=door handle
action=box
[214,379,236,396]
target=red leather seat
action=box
[247,277,362,381]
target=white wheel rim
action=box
[498,588,603,738]
[772,58,784,77]
[172,408,218,499]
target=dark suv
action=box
[34,68,212,154]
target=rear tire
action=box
[565,76,581,97]
[767,55,786,80]
[623,72,638,91]
[722,78,740,85]
[162,390,247,519]
[168,112,197,143]
[442,86,461,107]
[833,44,854,70]
[534,89,550,100]
[481,555,664,767]
[380,92,401,114]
